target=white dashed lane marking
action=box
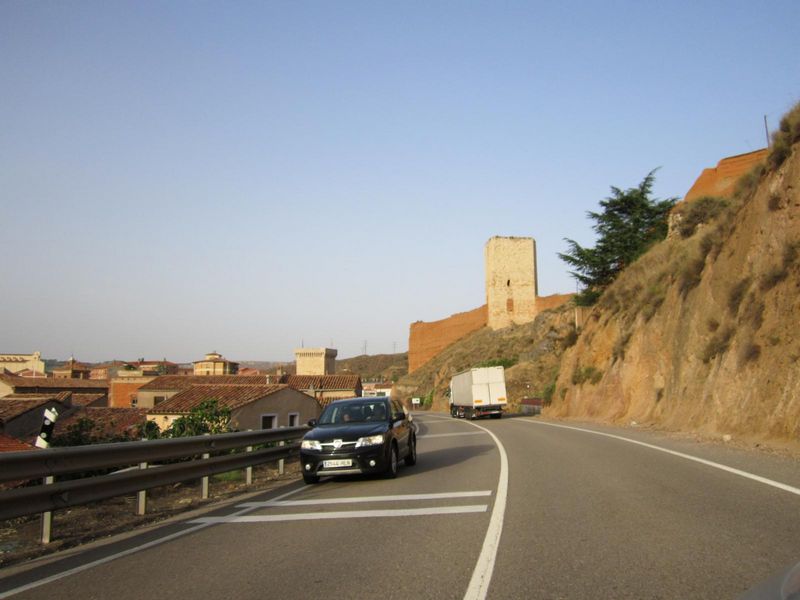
[190,505,488,523]
[238,490,492,508]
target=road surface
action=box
[1,414,799,599]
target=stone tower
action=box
[484,236,538,330]
[294,348,337,376]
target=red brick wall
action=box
[408,305,487,373]
[109,379,153,408]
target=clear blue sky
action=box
[1,1,798,363]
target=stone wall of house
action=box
[408,305,488,373]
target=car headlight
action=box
[301,439,322,450]
[355,434,384,448]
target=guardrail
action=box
[0,427,309,531]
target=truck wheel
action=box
[404,435,417,466]
[491,413,502,419]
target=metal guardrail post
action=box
[137,462,148,515]
[278,441,285,475]
[201,450,210,499]
[245,446,253,485]
[41,475,54,544]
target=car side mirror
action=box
[307,418,317,427]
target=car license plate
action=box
[323,459,352,468]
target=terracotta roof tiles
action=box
[139,375,271,392]
[0,433,36,453]
[285,375,361,391]
[0,397,58,423]
[0,374,108,390]
[147,384,287,415]
[54,407,148,439]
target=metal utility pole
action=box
[764,115,770,148]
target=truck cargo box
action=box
[449,366,507,419]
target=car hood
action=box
[304,422,389,441]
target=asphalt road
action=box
[1,414,799,599]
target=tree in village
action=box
[559,170,677,305]
[165,400,232,437]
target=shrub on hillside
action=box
[768,101,800,170]
[727,277,752,316]
[701,326,735,363]
[677,196,729,238]
[571,365,603,385]
[734,164,766,202]
[678,255,705,297]
[474,357,517,369]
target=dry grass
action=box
[728,277,752,316]
[701,326,735,363]
[768,101,800,170]
[572,365,603,385]
[676,196,730,238]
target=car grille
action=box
[319,440,357,452]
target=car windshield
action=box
[318,401,390,425]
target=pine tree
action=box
[559,170,677,305]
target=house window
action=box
[288,413,299,427]
[130,395,138,408]
[154,396,165,405]
[261,414,277,429]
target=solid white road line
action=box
[190,505,488,523]
[462,420,509,600]
[239,490,492,507]
[0,485,308,600]
[520,420,800,497]
[422,431,487,439]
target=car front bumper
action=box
[300,445,390,477]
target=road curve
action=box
[1,414,798,599]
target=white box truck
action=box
[449,366,507,419]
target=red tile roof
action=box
[285,375,362,391]
[0,397,60,423]
[0,374,108,390]
[0,433,35,453]
[71,393,107,407]
[139,375,272,391]
[54,407,148,439]
[147,384,287,415]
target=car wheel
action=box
[386,443,399,478]
[303,473,320,484]
[404,435,417,466]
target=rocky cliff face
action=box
[548,135,800,446]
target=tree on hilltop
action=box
[559,170,677,305]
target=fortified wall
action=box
[669,148,768,237]
[408,236,572,373]
[408,305,487,373]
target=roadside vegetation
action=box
[559,170,677,306]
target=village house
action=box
[52,357,92,379]
[283,374,362,408]
[146,383,319,431]
[193,351,239,375]
[53,407,148,442]
[0,391,74,442]
[135,375,270,408]
[0,352,45,376]
[0,373,109,400]
[362,382,394,398]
